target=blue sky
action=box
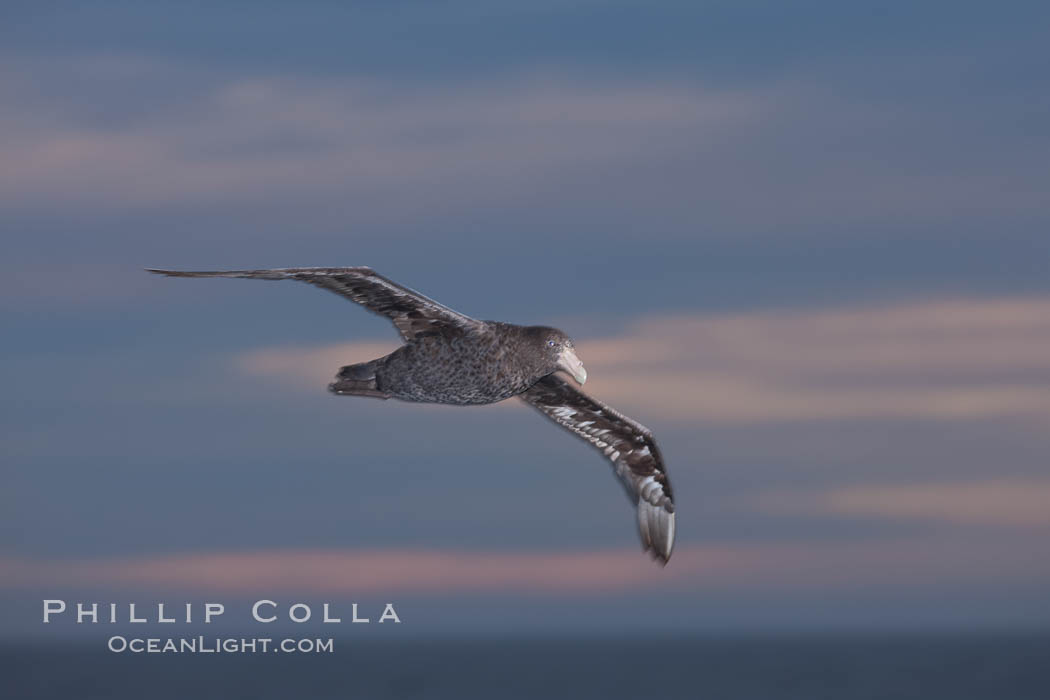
[2,1,1050,637]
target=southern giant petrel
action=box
[148,267,676,563]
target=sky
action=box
[2,1,1050,638]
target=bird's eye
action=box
[547,340,557,347]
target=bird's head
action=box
[525,326,587,385]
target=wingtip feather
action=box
[637,500,675,565]
[144,268,288,280]
[145,268,223,278]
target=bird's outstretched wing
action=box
[519,374,676,564]
[147,267,481,342]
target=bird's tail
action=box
[328,360,389,399]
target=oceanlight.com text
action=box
[107,636,335,654]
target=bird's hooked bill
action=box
[557,347,588,385]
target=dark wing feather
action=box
[519,374,676,564]
[147,267,480,341]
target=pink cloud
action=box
[236,296,1050,424]
[756,479,1050,528]
[0,72,764,212]
[3,548,693,595]
[5,537,1050,595]
[3,57,1042,245]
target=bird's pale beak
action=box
[557,347,588,385]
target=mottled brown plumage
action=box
[366,323,571,404]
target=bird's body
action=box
[345,323,560,405]
[148,266,675,564]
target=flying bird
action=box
[148,267,676,563]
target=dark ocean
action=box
[4,634,1049,699]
